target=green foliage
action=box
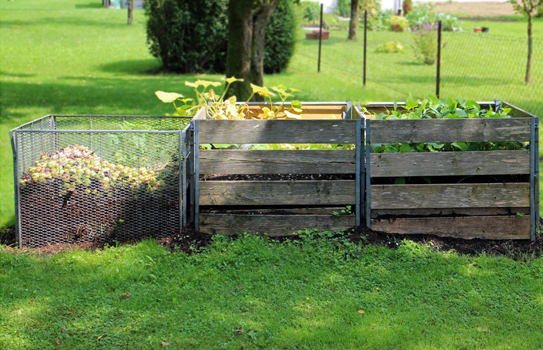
[144,0,229,73]
[375,41,405,53]
[387,15,410,30]
[144,0,296,74]
[412,23,438,65]
[368,96,529,154]
[407,8,460,31]
[264,0,297,74]
[335,0,380,18]
[302,0,319,23]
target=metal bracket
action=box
[494,99,502,113]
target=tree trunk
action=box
[250,0,281,100]
[226,0,255,100]
[348,0,359,40]
[525,13,533,83]
[127,0,134,25]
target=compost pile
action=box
[19,145,180,247]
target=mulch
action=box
[3,221,542,260]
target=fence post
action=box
[318,3,323,72]
[436,20,442,98]
[363,10,367,86]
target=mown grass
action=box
[1,1,542,226]
[1,234,543,349]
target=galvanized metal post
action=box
[355,120,361,226]
[318,3,323,73]
[365,118,371,228]
[181,125,189,227]
[361,116,366,221]
[10,131,21,247]
[194,120,200,232]
[530,117,536,241]
[178,131,184,230]
[536,118,540,232]
[189,122,195,225]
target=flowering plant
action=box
[412,23,438,65]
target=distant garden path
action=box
[433,1,516,17]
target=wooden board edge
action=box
[371,215,531,240]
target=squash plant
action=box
[156,77,303,120]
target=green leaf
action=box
[291,100,302,109]
[284,110,302,119]
[155,91,184,103]
[456,109,468,118]
[394,177,406,184]
[451,142,469,151]
[400,144,411,153]
[422,176,432,184]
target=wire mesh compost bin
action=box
[10,115,191,247]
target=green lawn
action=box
[1,0,542,227]
[1,234,543,349]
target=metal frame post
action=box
[536,118,540,233]
[181,125,190,227]
[10,131,21,246]
[318,3,323,72]
[194,120,200,232]
[356,120,361,226]
[189,122,195,225]
[530,117,536,241]
[365,118,371,228]
[363,10,367,86]
[179,131,184,230]
[436,20,442,98]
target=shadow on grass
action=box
[75,2,104,9]
[1,17,128,28]
[98,59,162,75]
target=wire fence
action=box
[299,20,543,117]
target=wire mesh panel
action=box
[11,115,191,247]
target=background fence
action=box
[299,15,543,117]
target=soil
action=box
[432,2,517,17]
[3,221,542,260]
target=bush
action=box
[144,0,228,73]
[302,1,319,23]
[413,24,438,65]
[375,41,405,53]
[264,1,297,74]
[145,0,296,74]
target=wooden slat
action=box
[199,180,355,206]
[371,150,530,177]
[371,183,530,209]
[370,118,531,143]
[372,207,530,218]
[198,120,357,144]
[200,150,356,174]
[204,207,352,215]
[193,107,206,120]
[200,214,355,236]
[245,105,345,120]
[371,215,531,240]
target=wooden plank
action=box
[370,118,531,143]
[204,207,353,215]
[352,106,363,120]
[193,107,206,120]
[200,150,356,174]
[371,150,530,177]
[372,207,530,218]
[371,215,531,240]
[371,183,530,209]
[199,214,355,236]
[245,105,345,120]
[199,180,355,206]
[198,120,357,144]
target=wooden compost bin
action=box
[360,102,540,240]
[191,102,363,236]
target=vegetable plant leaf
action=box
[155,91,183,103]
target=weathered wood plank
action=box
[198,120,357,144]
[199,214,355,236]
[370,118,531,143]
[193,107,206,120]
[371,183,530,209]
[200,150,356,174]
[352,106,363,120]
[371,215,531,240]
[199,180,355,206]
[245,105,345,120]
[203,207,352,215]
[371,150,530,177]
[372,207,530,218]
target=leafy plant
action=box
[156,78,303,120]
[412,23,438,65]
[375,41,405,53]
[303,1,319,23]
[368,96,529,154]
[387,15,409,31]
